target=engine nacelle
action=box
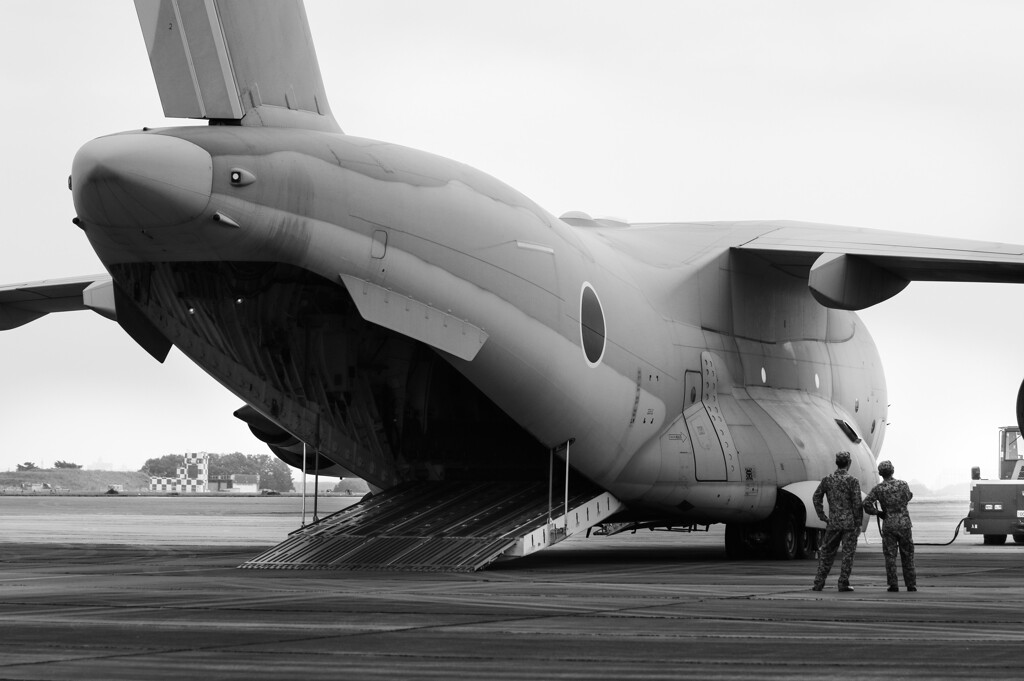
[233,405,353,478]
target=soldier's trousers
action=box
[814,527,858,588]
[882,527,916,588]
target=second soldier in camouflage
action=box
[864,460,917,592]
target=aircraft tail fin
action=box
[134,0,339,132]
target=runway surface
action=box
[1,496,1019,680]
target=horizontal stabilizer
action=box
[135,0,339,131]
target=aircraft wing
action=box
[0,275,112,331]
[134,0,338,131]
[735,220,1024,310]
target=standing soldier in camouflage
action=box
[864,460,917,592]
[812,451,863,592]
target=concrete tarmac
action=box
[0,496,1019,680]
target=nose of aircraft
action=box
[71,133,212,229]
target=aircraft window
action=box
[835,419,862,444]
[229,167,256,186]
[580,283,605,366]
[1003,430,1023,461]
[371,231,387,259]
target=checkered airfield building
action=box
[149,453,209,493]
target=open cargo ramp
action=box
[241,481,622,572]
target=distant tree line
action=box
[140,452,293,492]
[16,461,82,471]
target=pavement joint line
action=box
[6,587,909,664]
[164,585,989,635]
[70,643,1024,673]
[0,606,659,670]
[2,604,1015,628]
[9,647,1014,675]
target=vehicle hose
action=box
[912,517,967,547]
[873,513,966,547]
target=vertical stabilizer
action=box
[135,0,339,131]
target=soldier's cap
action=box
[878,460,894,476]
[835,451,851,467]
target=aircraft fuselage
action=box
[71,125,886,523]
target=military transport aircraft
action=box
[3,0,1024,570]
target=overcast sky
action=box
[2,1,1024,490]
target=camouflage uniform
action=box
[864,477,916,590]
[812,467,863,590]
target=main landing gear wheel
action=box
[797,528,819,560]
[1014,534,1024,545]
[983,534,1007,545]
[726,502,807,560]
[769,507,799,560]
[725,524,755,559]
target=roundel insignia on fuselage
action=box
[580,282,606,367]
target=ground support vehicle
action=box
[966,426,1024,544]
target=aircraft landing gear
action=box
[797,527,820,559]
[725,498,813,561]
[725,523,755,559]
[768,505,799,560]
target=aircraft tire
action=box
[1013,533,1024,545]
[725,524,754,559]
[983,534,1007,545]
[797,528,819,560]
[769,507,799,560]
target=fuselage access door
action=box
[683,355,739,482]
